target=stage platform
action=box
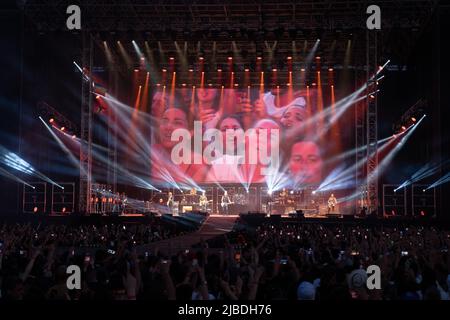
[1,212,448,229]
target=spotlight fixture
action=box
[301,68,305,72]
[49,118,54,123]
[411,117,416,122]
[217,68,222,72]
[328,68,334,71]
[162,69,167,72]
[60,127,65,131]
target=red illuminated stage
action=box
[112,185,345,218]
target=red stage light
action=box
[287,56,292,60]
[62,207,66,213]
[60,127,65,131]
[228,56,233,60]
[257,56,262,60]
[411,117,416,122]
[315,56,321,60]
[49,118,54,123]
[199,56,204,60]
[312,83,317,86]
[169,57,174,60]
[272,68,277,72]
[162,69,167,72]
[328,68,334,71]
[245,68,249,72]
[72,135,76,139]
[33,207,38,213]
[217,69,222,72]
[134,69,139,72]
[189,69,193,72]
[96,95,101,99]
[401,126,406,131]
[301,68,305,72]
[182,83,186,87]
[208,83,213,86]
[156,83,161,86]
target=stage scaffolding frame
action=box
[79,32,94,214]
[366,28,379,213]
[19,1,438,214]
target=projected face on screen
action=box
[158,108,189,150]
[150,88,330,186]
[289,141,323,184]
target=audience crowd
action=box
[1,219,449,300]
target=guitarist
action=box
[221,190,232,215]
[199,191,209,212]
[327,193,337,214]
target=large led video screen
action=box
[150,87,348,189]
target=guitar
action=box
[199,199,213,206]
[328,198,337,208]
[221,201,234,208]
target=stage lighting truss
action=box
[37,101,78,137]
[392,99,427,134]
[21,1,438,85]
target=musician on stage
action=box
[199,191,209,212]
[221,190,232,215]
[167,192,174,213]
[120,192,127,214]
[327,193,337,213]
[279,188,288,205]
